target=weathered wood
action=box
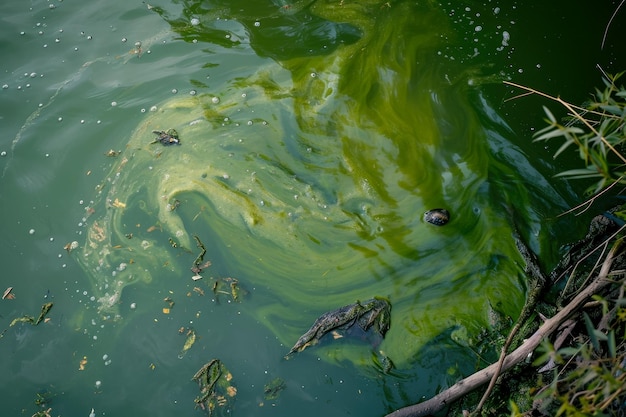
[385,243,619,417]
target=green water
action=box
[1,1,623,416]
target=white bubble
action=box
[501,31,510,46]
[80,119,85,124]
[140,108,146,113]
[310,72,317,78]
[189,90,197,96]
[95,381,102,389]
[150,106,157,112]
[171,89,178,94]
[122,37,127,42]
[134,41,142,48]
[211,96,220,104]
[474,25,482,32]
[103,354,109,360]
[2,84,8,89]
[254,21,260,27]
[0,151,6,157]
[111,101,117,107]
[247,120,253,126]
[130,302,137,310]
[191,18,200,26]
[58,117,63,122]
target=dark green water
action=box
[1,1,623,416]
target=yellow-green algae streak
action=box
[78,1,531,367]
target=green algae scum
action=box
[77,0,536,369]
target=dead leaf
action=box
[111,198,126,208]
[2,287,14,300]
[79,356,88,371]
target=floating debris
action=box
[192,359,236,415]
[211,277,246,303]
[167,198,180,211]
[35,302,53,325]
[179,328,196,358]
[192,235,207,270]
[79,356,88,371]
[263,377,286,401]
[151,129,180,146]
[63,241,79,253]
[9,302,53,326]
[2,287,14,300]
[111,198,126,208]
[287,297,391,357]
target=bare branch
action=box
[385,243,621,417]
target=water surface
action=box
[0,1,623,416]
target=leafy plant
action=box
[506,71,626,196]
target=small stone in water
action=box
[423,208,450,226]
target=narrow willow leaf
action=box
[583,312,600,352]
[554,168,602,179]
[533,127,567,142]
[608,330,616,358]
[553,138,577,158]
[543,105,556,123]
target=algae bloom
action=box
[76,0,557,367]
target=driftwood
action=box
[385,242,620,417]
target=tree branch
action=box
[385,243,620,417]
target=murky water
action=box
[1,1,623,416]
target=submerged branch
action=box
[385,242,621,417]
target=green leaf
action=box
[583,312,600,352]
[554,168,602,179]
[553,137,578,158]
[543,105,556,123]
[608,330,616,358]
